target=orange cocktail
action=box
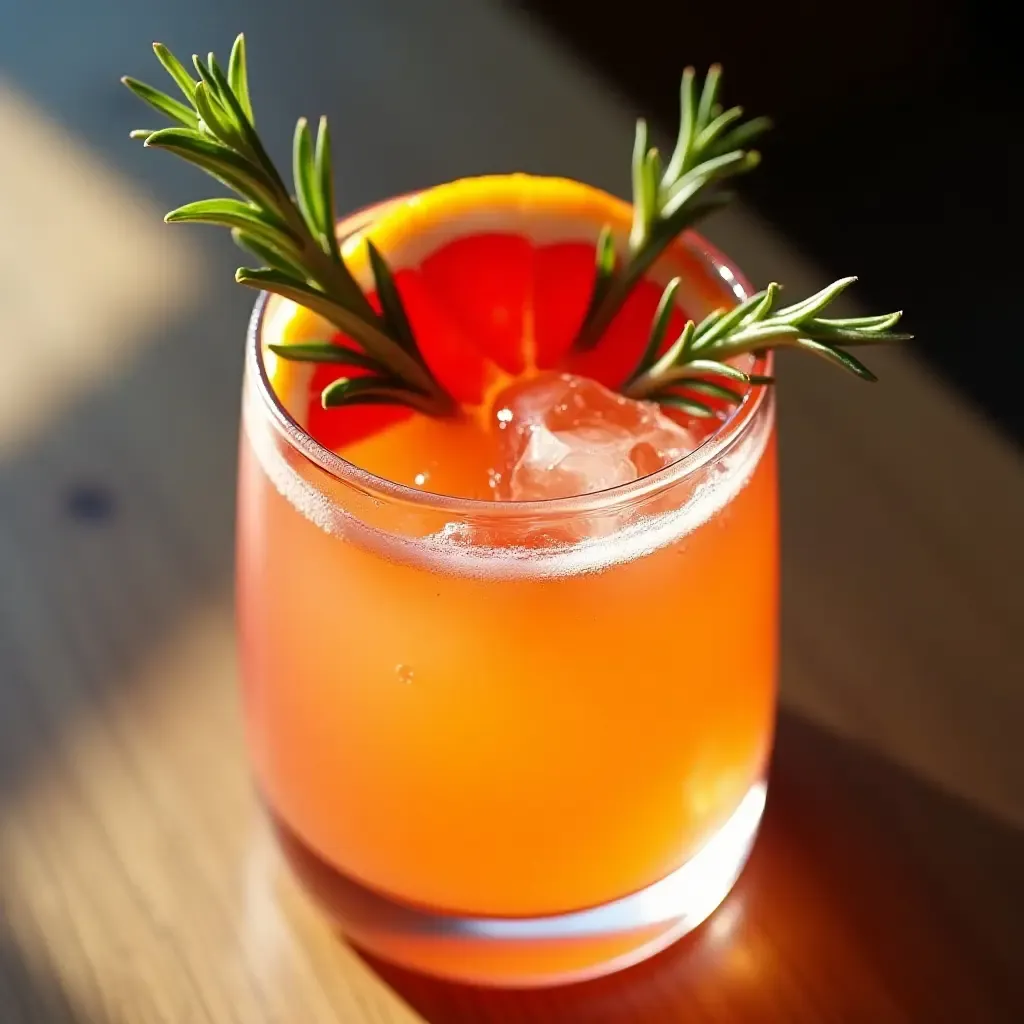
[123,35,905,990]
[236,196,778,985]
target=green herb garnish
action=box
[123,38,909,420]
[573,66,769,351]
[123,35,454,414]
[623,277,910,414]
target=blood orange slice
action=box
[262,175,729,497]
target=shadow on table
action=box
[0,935,83,1024]
[0,292,244,1022]
[362,711,1024,1024]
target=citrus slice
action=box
[262,174,730,495]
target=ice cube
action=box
[493,373,698,501]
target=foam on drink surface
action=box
[247,368,771,581]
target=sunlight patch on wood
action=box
[0,80,203,455]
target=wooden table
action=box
[1,1,1022,1020]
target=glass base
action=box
[274,781,766,987]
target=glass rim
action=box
[246,212,773,516]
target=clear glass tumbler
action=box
[236,200,779,986]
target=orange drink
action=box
[236,192,778,984]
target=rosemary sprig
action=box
[624,276,911,414]
[124,41,908,424]
[574,66,770,351]
[123,35,454,415]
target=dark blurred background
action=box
[515,0,1022,442]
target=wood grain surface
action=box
[1,1,1022,1021]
